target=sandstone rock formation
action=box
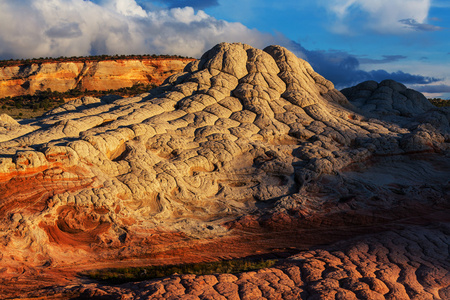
[0,43,448,298]
[0,58,194,98]
[26,224,450,299]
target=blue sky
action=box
[0,0,448,98]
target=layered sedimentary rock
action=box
[29,224,450,299]
[0,43,448,298]
[0,58,194,97]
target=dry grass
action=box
[0,107,46,119]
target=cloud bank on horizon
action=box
[0,0,448,97]
[289,42,440,89]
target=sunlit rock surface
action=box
[0,58,194,98]
[0,43,448,298]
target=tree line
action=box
[0,54,194,68]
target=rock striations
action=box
[0,43,449,298]
[0,58,194,98]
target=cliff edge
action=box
[0,57,194,98]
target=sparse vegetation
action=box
[0,53,189,119]
[84,259,278,284]
[0,83,157,119]
[429,98,450,107]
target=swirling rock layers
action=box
[0,43,448,298]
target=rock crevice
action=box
[0,43,448,298]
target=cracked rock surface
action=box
[0,43,448,298]
[38,224,450,300]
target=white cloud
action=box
[0,0,279,59]
[101,0,148,17]
[322,0,434,34]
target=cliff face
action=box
[0,58,195,97]
[0,43,449,298]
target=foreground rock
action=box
[0,43,448,298]
[25,224,450,300]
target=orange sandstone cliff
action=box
[0,58,195,97]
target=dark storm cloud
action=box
[287,42,440,89]
[399,19,442,31]
[45,22,82,39]
[359,55,407,64]
[367,69,438,84]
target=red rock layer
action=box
[0,166,94,218]
[10,224,449,300]
[0,43,448,299]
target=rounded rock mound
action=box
[0,43,449,298]
[341,79,435,116]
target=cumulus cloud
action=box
[321,0,436,34]
[100,0,148,17]
[45,22,82,39]
[0,0,276,59]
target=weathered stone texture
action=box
[0,43,448,298]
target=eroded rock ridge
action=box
[0,43,448,298]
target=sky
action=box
[0,0,449,98]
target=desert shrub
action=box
[84,259,277,284]
[0,77,159,118]
[429,98,450,107]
